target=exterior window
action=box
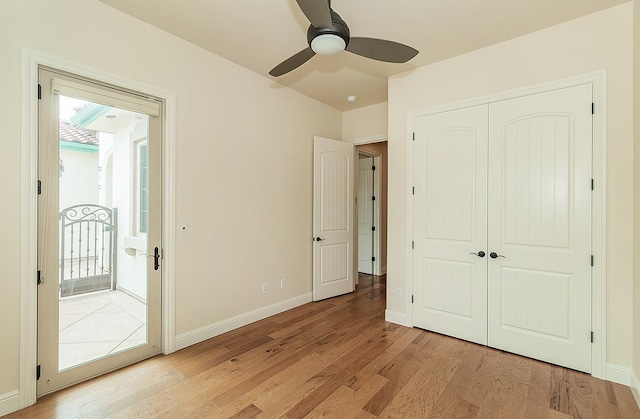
[136,141,149,235]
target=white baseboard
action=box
[175,293,312,350]
[631,369,640,409]
[372,266,387,276]
[385,309,410,327]
[607,363,631,386]
[0,390,20,417]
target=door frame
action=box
[356,151,382,276]
[19,48,177,408]
[349,135,387,279]
[405,70,607,379]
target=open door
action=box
[313,136,355,301]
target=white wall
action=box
[58,149,99,211]
[59,148,100,260]
[112,116,148,300]
[633,0,640,404]
[0,0,341,411]
[388,3,634,371]
[343,102,388,141]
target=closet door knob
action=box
[489,252,506,259]
[469,251,485,258]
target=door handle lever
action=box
[469,251,485,258]
[489,252,506,259]
[153,246,160,270]
[314,237,326,242]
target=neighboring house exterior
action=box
[58,121,99,212]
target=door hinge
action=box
[37,270,42,285]
[412,132,415,141]
[372,257,376,262]
[411,295,414,304]
[411,241,415,249]
[371,226,376,231]
[591,255,594,267]
[36,365,41,380]
[38,180,42,195]
[591,103,594,115]
[590,331,594,343]
[38,84,42,100]
[372,165,376,171]
[412,187,415,195]
[591,179,594,191]
[371,196,376,201]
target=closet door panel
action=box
[413,105,488,345]
[487,84,593,373]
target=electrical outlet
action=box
[396,288,403,298]
[280,278,286,289]
[180,225,188,236]
[262,283,268,294]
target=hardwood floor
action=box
[8,274,640,418]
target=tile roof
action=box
[60,121,99,146]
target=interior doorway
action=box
[357,154,375,274]
[356,142,388,278]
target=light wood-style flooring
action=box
[8,274,640,418]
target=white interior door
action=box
[313,137,355,301]
[357,156,374,274]
[487,85,593,372]
[412,105,489,345]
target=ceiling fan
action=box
[269,0,419,77]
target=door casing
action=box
[36,67,164,395]
[356,152,383,276]
[357,155,375,275]
[19,49,177,408]
[405,71,607,379]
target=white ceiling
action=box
[99,0,629,111]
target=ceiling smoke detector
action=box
[347,95,357,103]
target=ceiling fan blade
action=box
[269,48,316,77]
[296,0,332,28]
[346,37,419,63]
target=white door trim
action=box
[349,135,387,277]
[404,70,607,379]
[372,155,382,275]
[20,48,177,409]
[357,152,383,276]
[348,134,387,146]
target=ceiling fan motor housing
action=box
[307,9,350,47]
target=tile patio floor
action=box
[58,290,147,370]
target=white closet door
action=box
[413,105,489,345]
[487,85,593,372]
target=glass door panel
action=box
[57,95,149,370]
[37,68,162,395]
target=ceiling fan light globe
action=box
[311,34,346,55]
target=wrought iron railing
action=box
[59,205,117,298]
